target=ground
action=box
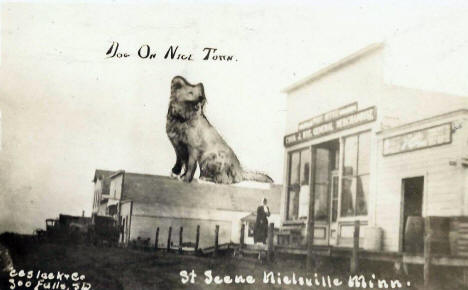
[0,234,465,290]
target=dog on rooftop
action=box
[166,76,273,184]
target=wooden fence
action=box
[151,224,234,256]
[149,222,276,260]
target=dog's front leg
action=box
[171,155,183,178]
[171,143,189,178]
[183,151,198,183]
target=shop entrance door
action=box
[401,176,424,251]
[311,140,339,246]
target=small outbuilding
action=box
[92,170,282,249]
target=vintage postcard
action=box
[1,1,468,289]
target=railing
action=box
[148,224,228,256]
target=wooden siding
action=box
[92,179,102,214]
[281,42,468,253]
[285,48,383,134]
[375,118,467,252]
[130,202,249,246]
[109,174,123,200]
[120,202,132,244]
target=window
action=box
[248,222,254,237]
[287,148,310,220]
[313,148,330,221]
[298,150,311,219]
[341,131,371,217]
[331,175,339,222]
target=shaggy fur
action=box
[166,76,274,184]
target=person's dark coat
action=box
[254,205,270,243]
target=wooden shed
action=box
[91,170,282,249]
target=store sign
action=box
[383,123,452,156]
[284,107,376,147]
[298,102,358,130]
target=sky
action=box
[1,0,468,233]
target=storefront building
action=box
[280,43,468,252]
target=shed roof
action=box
[113,171,283,213]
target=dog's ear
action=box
[197,83,206,108]
[171,76,186,95]
[197,83,205,97]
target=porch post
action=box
[195,225,200,252]
[167,226,172,251]
[423,233,432,290]
[268,223,275,262]
[154,227,159,251]
[213,225,219,257]
[307,146,316,271]
[351,220,360,273]
[240,223,245,249]
[179,226,183,253]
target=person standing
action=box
[254,198,270,244]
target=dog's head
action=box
[171,76,205,103]
[168,76,206,120]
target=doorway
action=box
[310,139,339,246]
[401,176,424,251]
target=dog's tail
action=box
[242,170,274,183]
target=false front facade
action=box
[280,43,468,252]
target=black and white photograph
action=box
[1,1,468,289]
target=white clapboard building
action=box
[279,43,468,253]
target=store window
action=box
[287,148,310,220]
[313,148,330,221]
[341,131,371,217]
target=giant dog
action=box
[166,76,273,184]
